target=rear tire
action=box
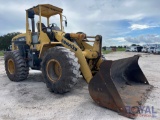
[42,46,80,94]
[5,50,29,82]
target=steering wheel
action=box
[49,23,58,29]
[49,23,61,31]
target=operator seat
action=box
[36,21,55,41]
[36,22,47,32]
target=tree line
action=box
[0,32,20,50]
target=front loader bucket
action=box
[89,55,153,118]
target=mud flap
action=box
[88,55,153,118]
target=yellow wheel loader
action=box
[4,4,153,118]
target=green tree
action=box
[102,46,107,50]
[131,44,137,46]
[0,32,21,50]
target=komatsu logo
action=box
[62,39,77,51]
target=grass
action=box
[0,51,4,56]
[102,47,125,54]
[116,48,126,51]
[102,49,112,54]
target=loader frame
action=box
[11,4,103,82]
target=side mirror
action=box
[65,20,67,27]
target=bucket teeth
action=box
[89,55,153,119]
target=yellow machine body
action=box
[12,4,102,83]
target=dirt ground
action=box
[0,52,159,120]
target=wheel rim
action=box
[8,59,15,74]
[46,59,62,82]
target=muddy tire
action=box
[42,47,80,94]
[5,50,29,82]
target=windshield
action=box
[50,14,61,29]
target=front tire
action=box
[5,50,29,82]
[42,47,80,94]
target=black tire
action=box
[5,50,29,82]
[42,46,80,94]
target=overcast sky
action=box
[0,0,160,46]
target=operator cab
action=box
[26,4,67,44]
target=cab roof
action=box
[27,4,63,17]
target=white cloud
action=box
[104,37,130,47]
[125,34,160,44]
[110,37,126,42]
[129,24,158,30]
[1,0,160,46]
[130,24,150,30]
[87,10,101,19]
